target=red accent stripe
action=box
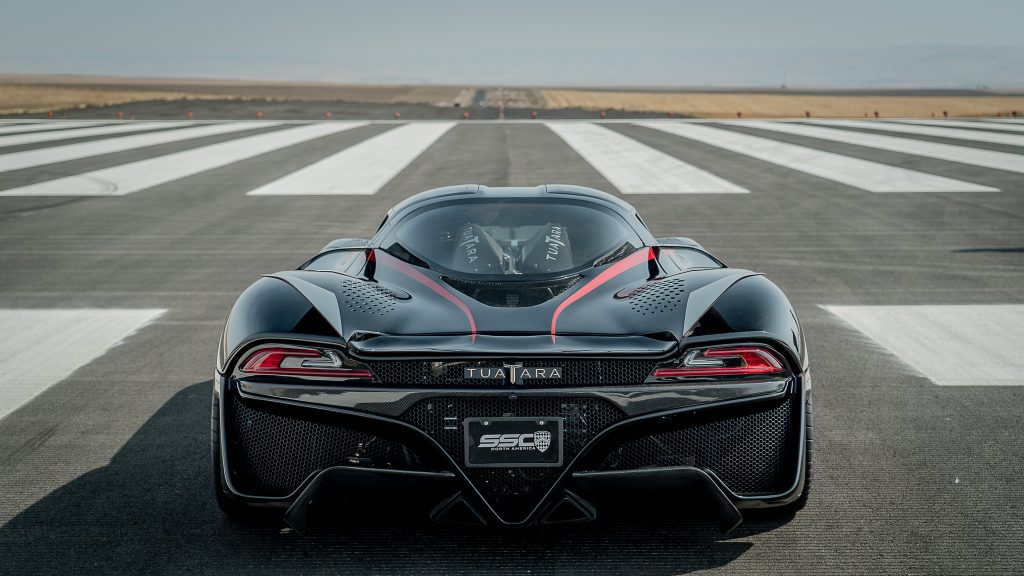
[376,250,477,342]
[550,247,655,343]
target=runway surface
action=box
[0,117,1022,575]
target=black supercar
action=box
[213,185,811,532]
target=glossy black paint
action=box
[218,277,333,371]
[687,274,808,371]
[218,372,806,520]
[213,185,811,526]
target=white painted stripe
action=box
[0,122,366,196]
[0,122,188,149]
[0,309,165,420]
[735,121,1024,174]
[895,119,1024,134]
[248,122,455,195]
[546,122,748,194]
[637,122,996,193]
[822,304,1024,386]
[808,119,1024,147]
[981,119,1024,125]
[0,121,104,136]
[0,122,272,173]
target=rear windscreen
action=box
[381,199,644,278]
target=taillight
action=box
[239,346,373,379]
[651,345,785,379]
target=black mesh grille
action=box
[589,394,798,495]
[228,395,434,497]
[366,359,659,388]
[442,276,580,307]
[401,396,624,522]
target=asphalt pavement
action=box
[0,111,1022,575]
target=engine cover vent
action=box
[338,278,400,316]
[442,275,580,308]
[624,277,687,316]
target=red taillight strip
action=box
[651,346,784,378]
[550,247,655,344]
[376,249,477,342]
[240,347,373,378]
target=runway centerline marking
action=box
[545,122,748,194]
[734,121,1024,174]
[0,122,189,149]
[247,122,456,195]
[808,119,1024,147]
[0,121,106,136]
[637,122,996,193]
[822,304,1024,386]
[0,121,273,174]
[0,309,166,421]
[0,122,367,196]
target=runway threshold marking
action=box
[247,122,455,195]
[0,309,166,421]
[0,122,366,196]
[0,122,188,149]
[637,122,996,193]
[0,121,106,136]
[0,121,273,174]
[822,304,1024,386]
[734,121,1024,174]
[895,119,1024,134]
[545,122,748,194]
[808,120,1024,147]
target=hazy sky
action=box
[2,0,1022,87]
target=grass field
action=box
[2,74,1022,118]
[542,89,1024,118]
[0,74,466,114]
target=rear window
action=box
[381,199,643,278]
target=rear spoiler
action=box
[346,333,678,358]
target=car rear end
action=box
[214,340,809,530]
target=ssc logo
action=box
[533,430,551,453]
[477,431,553,452]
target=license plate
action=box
[464,417,563,468]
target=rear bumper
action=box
[214,372,809,530]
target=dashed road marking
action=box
[735,121,1024,174]
[638,121,996,193]
[0,122,188,149]
[0,122,365,196]
[248,122,455,195]
[822,304,1024,386]
[546,122,748,194]
[0,122,272,173]
[809,120,1024,147]
[0,309,166,420]
[0,121,105,136]
[896,119,1024,134]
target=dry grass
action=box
[5,75,1021,118]
[0,85,227,115]
[0,74,467,113]
[542,89,1024,118]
